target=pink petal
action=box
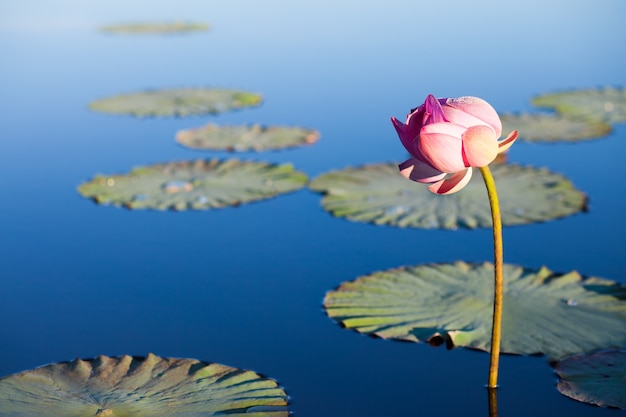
[441,106,501,137]
[428,168,473,195]
[423,94,447,124]
[399,158,446,184]
[462,125,498,167]
[391,116,418,155]
[497,130,518,154]
[402,103,430,144]
[445,96,502,137]
[419,123,467,173]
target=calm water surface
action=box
[1,1,625,416]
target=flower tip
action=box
[391,116,407,135]
[423,94,447,125]
[497,130,518,154]
[425,94,440,107]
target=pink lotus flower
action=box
[391,95,518,194]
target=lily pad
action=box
[499,113,612,143]
[88,88,262,117]
[554,350,626,409]
[324,262,626,361]
[77,159,308,210]
[308,163,587,229]
[0,353,289,416]
[532,86,626,124]
[99,21,210,34]
[176,123,320,152]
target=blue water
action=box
[1,1,625,416]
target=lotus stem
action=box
[479,165,504,389]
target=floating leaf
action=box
[88,88,262,117]
[324,262,626,361]
[77,159,308,210]
[99,21,210,34]
[0,353,289,416]
[176,123,320,152]
[555,350,626,409]
[532,86,626,124]
[499,113,612,143]
[309,163,587,229]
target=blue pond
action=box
[1,1,625,416]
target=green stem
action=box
[479,165,504,389]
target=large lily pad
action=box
[499,113,612,143]
[88,88,262,117]
[77,159,308,210]
[324,262,626,361]
[0,353,289,416]
[554,350,626,409]
[532,86,626,124]
[176,123,320,152]
[100,21,210,35]
[308,163,587,229]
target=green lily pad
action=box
[532,86,626,124]
[324,262,626,361]
[0,353,289,416]
[555,350,626,409]
[308,163,587,229]
[99,21,210,35]
[77,159,308,210]
[176,123,320,152]
[499,113,612,143]
[88,88,262,117]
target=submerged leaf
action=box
[176,123,320,152]
[77,159,308,210]
[99,21,210,34]
[532,86,626,123]
[88,88,262,117]
[499,113,612,143]
[324,262,626,361]
[554,350,626,409]
[309,163,587,229]
[0,353,289,416]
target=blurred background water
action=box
[0,1,625,416]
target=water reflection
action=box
[487,388,498,417]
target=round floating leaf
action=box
[88,88,262,117]
[77,159,308,210]
[532,86,626,124]
[176,123,320,152]
[499,113,612,143]
[0,353,289,416]
[324,262,626,361]
[99,21,210,34]
[555,350,626,409]
[309,163,587,229]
